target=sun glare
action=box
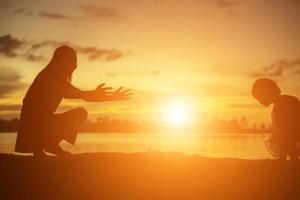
[164,100,193,129]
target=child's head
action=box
[252,78,281,107]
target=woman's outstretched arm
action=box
[63,82,133,102]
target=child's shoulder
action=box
[275,95,300,110]
[278,95,299,103]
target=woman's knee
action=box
[76,107,88,121]
[62,107,88,123]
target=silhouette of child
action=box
[252,78,299,160]
[15,46,133,157]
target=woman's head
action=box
[252,78,281,107]
[47,45,77,81]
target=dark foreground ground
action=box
[0,153,300,200]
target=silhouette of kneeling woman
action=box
[15,46,133,156]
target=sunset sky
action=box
[0,0,300,125]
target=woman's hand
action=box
[82,83,133,102]
[109,87,133,101]
[94,83,113,97]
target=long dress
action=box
[15,68,86,153]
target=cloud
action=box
[216,0,238,15]
[13,8,25,14]
[107,73,118,77]
[13,8,70,20]
[78,4,120,19]
[31,40,126,61]
[0,34,126,62]
[0,34,24,57]
[24,10,34,16]
[0,0,8,9]
[0,66,25,97]
[26,39,126,61]
[26,54,45,62]
[38,11,73,20]
[216,0,236,8]
[76,46,124,61]
[0,66,22,81]
[12,5,120,22]
[0,34,46,61]
[13,8,34,16]
[250,58,300,78]
[151,70,161,76]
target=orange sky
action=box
[0,0,300,125]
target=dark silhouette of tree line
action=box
[198,117,270,133]
[0,118,19,132]
[0,117,270,133]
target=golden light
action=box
[163,99,194,129]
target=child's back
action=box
[273,94,300,141]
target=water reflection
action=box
[0,133,271,159]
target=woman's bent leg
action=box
[43,107,88,155]
[59,107,88,144]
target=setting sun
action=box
[163,100,193,129]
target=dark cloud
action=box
[0,34,126,62]
[38,11,72,20]
[13,8,25,14]
[13,5,119,22]
[216,0,237,15]
[0,0,8,9]
[26,54,45,62]
[24,10,34,16]
[0,67,25,97]
[0,34,24,57]
[27,39,126,61]
[13,8,34,16]
[31,40,126,61]
[78,4,119,19]
[250,58,300,78]
[76,46,124,61]
[0,34,46,61]
[216,0,236,8]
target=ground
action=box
[1,152,300,200]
